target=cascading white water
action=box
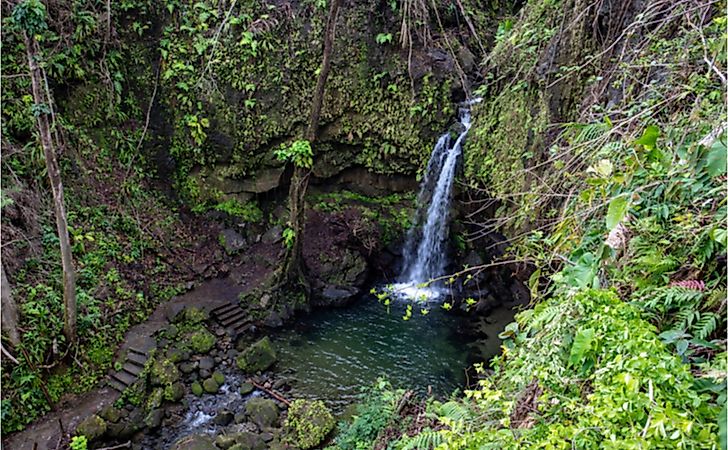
[393,106,473,300]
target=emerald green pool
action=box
[271,295,477,409]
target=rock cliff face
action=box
[119,0,499,206]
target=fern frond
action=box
[398,430,445,450]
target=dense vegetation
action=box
[1,0,725,447]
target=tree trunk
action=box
[24,34,77,345]
[1,265,21,347]
[280,0,342,290]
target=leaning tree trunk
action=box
[24,34,77,345]
[280,0,342,291]
[1,265,21,347]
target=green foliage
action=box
[213,199,263,222]
[282,227,295,249]
[375,33,392,45]
[424,290,720,448]
[285,399,336,449]
[333,379,404,450]
[11,0,47,35]
[69,435,88,450]
[275,140,313,169]
[188,329,216,354]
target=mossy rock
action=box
[245,397,279,429]
[75,414,107,441]
[284,399,335,449]
[236,337,277,373]
[150,358,181,386]
[189,329,217,354]
[170,434,216,450]
[203,377,220,394]
[191,381,203,397]
[167,346,192,363]
[229,432,266,450]
[239,382,254,395]
[98,405,122,423]
[212,371,225,385]
[165,382,186,402]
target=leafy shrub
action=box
[333,379,403,450]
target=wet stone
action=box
[213,409,234,426]
[179,361,197,374]
[203,377,219,394]
[198,357,215,371]
[239,383,254,395]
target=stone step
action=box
[128,347,147,357]
[212,302,239,317]
[122,363,143,376]
[234,322,253,335]
[220,309,246,326]
[108,378,127,392]
[127,353,147,368]
[216,305,245,321]
[111,370,136,387]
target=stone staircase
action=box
[108,347,149,392]
[211,302,254,336]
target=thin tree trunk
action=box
[1,265,21,347]
[24,34,77,345]
[281,0,341,289]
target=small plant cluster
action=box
[275,140,314,169]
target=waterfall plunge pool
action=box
[270,291,510,410]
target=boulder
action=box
[166,382,186,402]
[316,285,359,307]
[214,409,234,426]
[191,381,203,397]
[245,398,279,429]
[170,434,217,450]
[179,361,197,374]
[219,229,247,255]
[229,432,266,450]
[284,399,335,449]
[236,337,277,373]
[203,377,220,394]
[198,356,215,371]
[144,408,164,429]
[75,414,107,441]
[212,371,225,385]
[167,346,191,364]
[98,406,122,423]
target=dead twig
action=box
[248,379,291,406]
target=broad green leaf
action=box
[704,138,727,177]
[711,228,728,247]
[568,328,595,367]
[634,125,660,150]
[606,195,630,231]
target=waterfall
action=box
[394,106,473,300]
